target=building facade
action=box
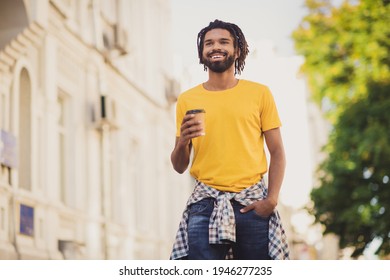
[0,0,191,259]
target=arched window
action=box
[18,68,32,191]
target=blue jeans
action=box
[187,197,270,260]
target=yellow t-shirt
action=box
[175,80,281,192]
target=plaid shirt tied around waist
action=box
[170,180,290,260]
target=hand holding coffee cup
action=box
[185,109,206,137]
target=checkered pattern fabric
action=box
[170,180,290,260]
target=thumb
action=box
[240,204,254,213]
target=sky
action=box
[171,0,307,67]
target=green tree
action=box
[311,81,390,257]
[293,0,390,257]
[293,0,390,122]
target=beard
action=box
[203,54,235,73]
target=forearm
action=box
[266,148,286,206]
[240,148,285,216]
[171,141,191,174]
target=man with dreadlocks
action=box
[170,19,289,260]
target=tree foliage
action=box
[293,0,390,258]
[311,82,390,257]
[293,0,390,122]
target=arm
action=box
[171,137,191,174]
[171,113,204,173]
[241,127,286,216]
[263,127,286,207]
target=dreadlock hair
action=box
[197,19,249,75]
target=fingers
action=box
[240,204,254,213]
[180,114,204,140]
[240,200,274,217]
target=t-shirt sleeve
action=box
[260,86,282,132]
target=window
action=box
[18,68,32,191]
[19,204,34,237]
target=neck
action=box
[203,68,238,91]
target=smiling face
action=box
[202,28,238,73]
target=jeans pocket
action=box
[252,209,271,221]
[189,198,214,215]
[232,200,270,220]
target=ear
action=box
[235,48,240,59]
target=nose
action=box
[213,42,223,50]
[209,45,223,54]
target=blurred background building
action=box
[0,0,193,259]
[0,0,345,260]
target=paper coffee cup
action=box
[186,109,206,135]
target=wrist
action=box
[266,197,278,208]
